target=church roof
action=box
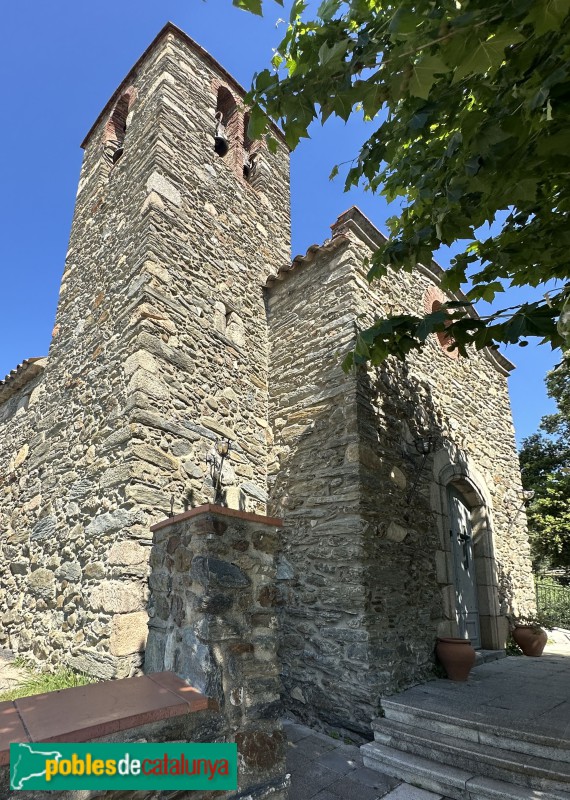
[0,357,47,405]
[267,206,515,376]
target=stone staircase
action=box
[362,697,570,800]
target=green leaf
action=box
[360,81,388,119]
[408,55,449,100]
[333,91,354,121]
[329,164,339,180]
[536,130,570,156]
[318,38,349,66]
[284,121,310,149]
[289,0,308,22]
[452,31,524,83]
[255,69,277,92]
[317,0,341,22]
[265,133,278,154]
[388,9,420,36]
[247,105,267,139]
[467,282,504,303]
[525,0,570,35]
[233,0,263,16]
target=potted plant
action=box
[510,613,551,657]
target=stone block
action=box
[386,522,408,542]
[236,729,286,771]
[434,550,448,584]
[192,556,251,588]
[90,580,145,613]
[125,483,169,509]
[110,611,149,656]
[128,369,169,400]
[124,349,159,376]
[31,516,56,541]
[146,171,181,205]
[108,540,148,567]
[132,443,179,471]
[27,568,55,600]
[56,561,82,582]
[85,509,135,537]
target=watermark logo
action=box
[10,742,237,791]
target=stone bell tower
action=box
[0,22,290,678]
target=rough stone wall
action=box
[145,506,288,799]
[267,210,534,736]
[267,239,378,736]
[0,366,48,631]
[0,24,290,678]
[338,211,535,638]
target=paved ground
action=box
[284,719,449,800]
[2,630,569,798]
[384,627,570,743]
[283,630,570,799]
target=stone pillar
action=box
[145,504,288,800]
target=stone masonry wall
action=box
[0,24,290,679]
[267,239,377,737]
[267,208,534,736]
[336,210,535,639]
[145,505,288,799]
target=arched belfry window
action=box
[214,87,237,157]
[103,90,134,166]
[431,300,459,359]
[243,112,254,179]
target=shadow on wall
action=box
[270,355,508,737]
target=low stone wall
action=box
[0,672,222,800]
[145,505,288,799]
[0,506,288,800]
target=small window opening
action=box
[215,87,237,158]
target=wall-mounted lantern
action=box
[403,434,439,520]
[206,438,232,505]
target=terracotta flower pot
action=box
[436,637,476,681]
[512,625,547,657]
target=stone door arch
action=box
[433,459,505,650]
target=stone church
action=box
[0,22,535,737]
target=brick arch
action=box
[424,285,459,359]
[103,86,137,166]
[211,80,265,185]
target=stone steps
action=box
[361,695,570,800]
[362,742,570,800]
[381,698,570,765]
[369,717,570,793]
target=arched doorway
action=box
[448,484,481,647]
[434,456,505,650]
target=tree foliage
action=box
[238,0,570,364]
[520,356,570,572]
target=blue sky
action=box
[0,0,559,444]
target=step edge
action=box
[379,700,570,752]
[373,720,570,782]
[362,742,570,800]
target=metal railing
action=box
[536,576,570,629]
